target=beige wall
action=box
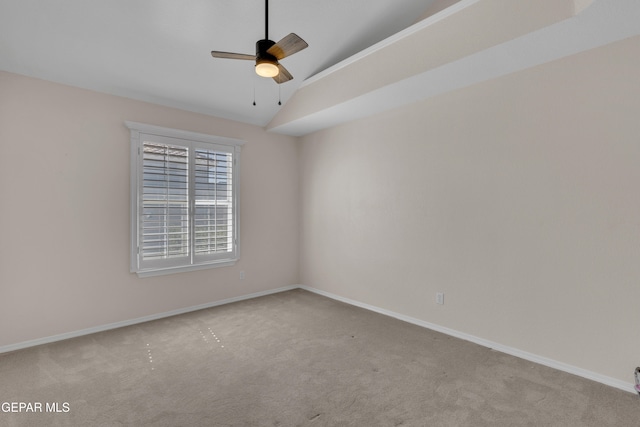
[299,36,640,384]
[0,71,299,347]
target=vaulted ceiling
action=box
[0,0,446,126]
[2,0,639,136]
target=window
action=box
[126,122,243,277]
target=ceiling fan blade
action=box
[267,33,308,60]
[273,64,293,84]
[210,51,255,60]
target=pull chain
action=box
[253,78,256,106]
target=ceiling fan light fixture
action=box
[255,59,279,78]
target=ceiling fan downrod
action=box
[265,0,269,40]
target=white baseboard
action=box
[298,285,636,395]
[0,285,298,354]
[2,283,635,395]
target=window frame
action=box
[126,121,244,278]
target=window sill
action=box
[134,259,237,278]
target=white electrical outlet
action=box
[436,292,444,305]
[239,271,245,280]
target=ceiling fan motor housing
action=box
[256,39,277,62]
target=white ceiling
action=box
[0,0,440,127]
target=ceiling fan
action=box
[210,0,308,84]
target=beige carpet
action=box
[1,289,639,426]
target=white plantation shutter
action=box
[127,122,243,277]
[141,141,190,267]
[193,144,235,262]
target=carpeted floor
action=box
[1,289,639,426]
